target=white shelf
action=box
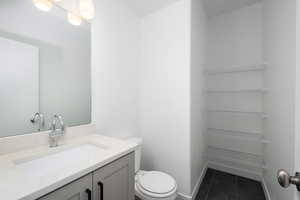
[206,147,267,172]
[208,130,270,144]
[206,156,267,169]
[207,128,263,136]
[205,63,267,75]
[207,145,263,157]
[207,109,268,118]
[206,88,268,93]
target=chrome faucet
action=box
[30,112,45,131]
[49,115,66,148]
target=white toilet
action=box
[127,138,178,200]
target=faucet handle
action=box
[49,114,66,148]
[57,115,66,132]
[50,114,66,134]
[30,112,45,131]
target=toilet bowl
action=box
[126,138,178,200]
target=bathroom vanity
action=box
[39,152,134,200]
[0,127,137,200]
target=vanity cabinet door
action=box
[39,174,93,200]
[93,153,135,200]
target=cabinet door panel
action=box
[93,153,135,200]
[39,174,93,200]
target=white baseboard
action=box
[177,163,208,200]
[191,164,208,200]
[177,192,191,200]
[262,177,271,200]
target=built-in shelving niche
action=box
[205,63,268,178]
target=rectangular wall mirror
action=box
[0,0,91,137]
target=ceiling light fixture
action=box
[33,0,95,26]
[79,0,95,20]
[68,12,82,26]
[32,0,53,12]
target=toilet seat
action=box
[136,171,177,198]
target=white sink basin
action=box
[13,144,109,175]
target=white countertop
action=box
[0,134,138,200]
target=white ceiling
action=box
[125,0,262,18]
[125,0,181,17]
[203,0,262,18]
[59,0,262,18]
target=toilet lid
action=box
[137,171,176,195]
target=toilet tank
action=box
[126,137,142,173]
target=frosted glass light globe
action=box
[79,0,95,20]
[32,0,53,12]
[68,12,82,26]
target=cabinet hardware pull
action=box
[98,182,104,200]
[85,189,92,200]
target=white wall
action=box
[92,0,207,197]
[92,0,140,139]
[126,0,182,17]
[203,0,262,18]
[206,3,264,178]
[190,0,207,193]
[139,0,192,195]
[263,0,296,199]
[207,3,263,67]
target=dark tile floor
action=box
[195,168,266,200]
